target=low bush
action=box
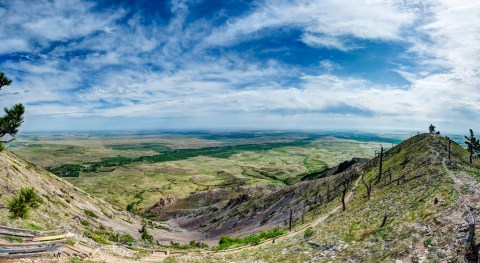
[169,240,209,249]
[139,224,154,243]
[84,209,98,219]
[84,231,112,245]
[7,188,42,219]
[120,234,135,245]
[304,227,315,238]
[214,228,287,250]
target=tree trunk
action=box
[464,223,479,263]
[361,173,371,199]
[379,213,387,228]
[377,146,384,182]
[448,139,451,160]
[289,209,293,231]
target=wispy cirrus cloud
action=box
[0,0,479,132]
[204,0,415,50]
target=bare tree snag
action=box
[289,209,293,231]
[464,205,480,262]
[448,138,452,161]
[302,200,307,224]
[341,179,348,211]
[379,213,387,228]
[361,172,373,199]
[377,146,384,183]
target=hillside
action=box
[159,133,480,262]
[146,160,360,240]
[2,133,480,262]
[0,149,211,250]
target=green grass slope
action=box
[165,133,480,262]
[0,149,208,248]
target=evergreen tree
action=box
[0,71,25,147]
[465,129,480,164]
[139,224,154,243]
[429,124,436,134]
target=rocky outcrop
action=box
[146,197,177,214]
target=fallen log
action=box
[0,239,67,248]
[30,232,74,242]
[0,230,34,238]
[0,244,64,254]
[0,225,66,237]
[0,251,50,259]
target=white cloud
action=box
[204,0,415,49]
[0,0,123,50]
[2,0,480,132]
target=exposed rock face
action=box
[301,157,368,181]
[146,197,177,214]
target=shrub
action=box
[169,240,209,249]
[120,234,135,245]
[214,229,287,250]
[139,224,154,243]
[7,187,42,219]
[84,209,98,219]
[8,196,29,219]
[84,231,111,245]
[19,188,42,208]
[304,227,315,238]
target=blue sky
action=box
[0,0,479,132]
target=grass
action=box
[214,228,287,250]
[13,133,385,212]
[165,134,474,262]
[304,227,315,238]
[84,209,99,219]
[84,231,112,245]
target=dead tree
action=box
[377,146,384,183]
[361,172,373,199]
[448,139,452,160]
[289,209,293,231]
[464,205,480,262]
[341,178,348,211]
[379,213,387,228]
[302,200,307,224]
[446,137,452,161]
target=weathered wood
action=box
[0,251,50,259]
[0,230,34,238]
[0,225,66,237]
[0,244,64,254]
[0,225,37,234]
[65,245,91,256]
[463,205,479,262]
[0,239,67,248]
[31,232,74,242]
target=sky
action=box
[0,0,479,132]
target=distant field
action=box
[10,131,409,212]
